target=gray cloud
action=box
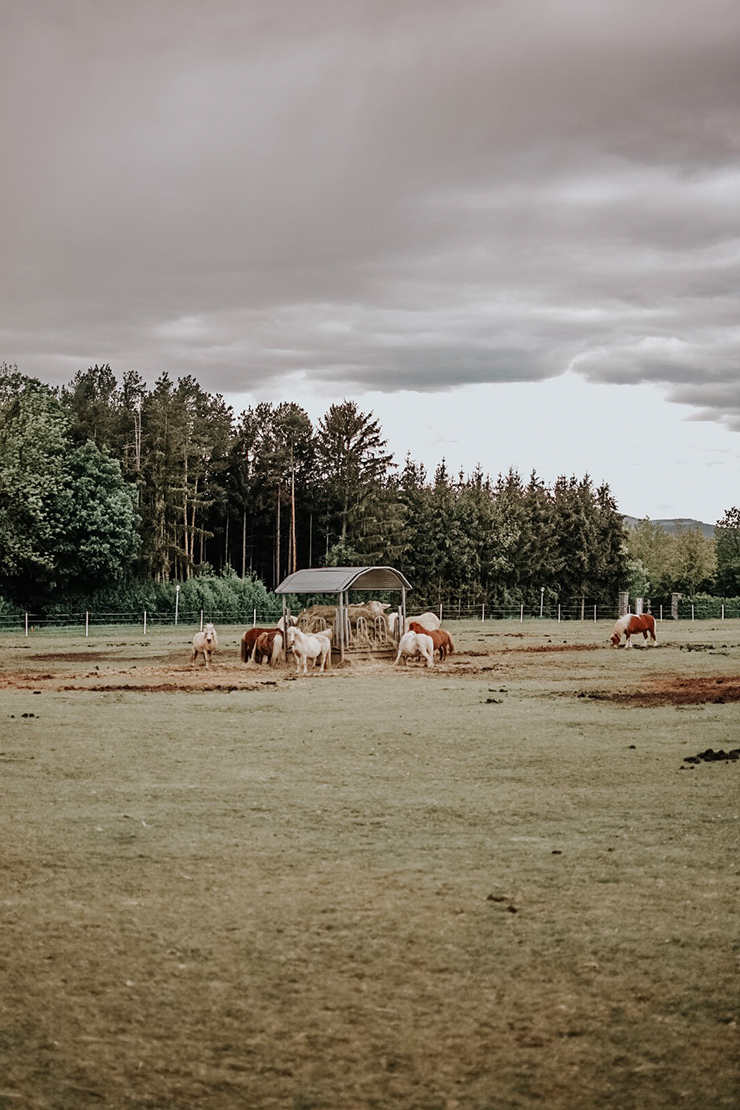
[2,0,740,428]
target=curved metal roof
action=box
[275,566,412,594]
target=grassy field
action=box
[1,619,739,1109]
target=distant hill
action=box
[623,516,715,538]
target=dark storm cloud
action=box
[2,0,739,426]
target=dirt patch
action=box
[615,674,740,707]
[55,681,270,693]
[510,643,600,654]
[26,651,109,662]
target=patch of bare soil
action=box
[509,643,600,654]
[615,674,740,707]
[26,651,109,662]
[0,648,506,691]
[0,663,284,693]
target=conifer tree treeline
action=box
[0,361,669,608]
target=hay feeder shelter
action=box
[275,566,412,662]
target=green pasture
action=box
[1,621,738,1109]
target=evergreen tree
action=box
[315,401,395,554]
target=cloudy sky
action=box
[2,0,739,521]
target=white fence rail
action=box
[2,598,738,637]
[1,602,621,636]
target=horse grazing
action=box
[409,622,454,660]
[191,623,218,668]
[253,630,284,666]
[286,626,331,674]
[394,630,434,668]
[610,613,658,648]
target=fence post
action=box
[593,605,597,622]
[143,610,147,635]
[520,604,524,623]
[25,612,28,638]
[580,598,585,621]
[691,604,695,621]
[721,603,725,621]
[253,608,257,628]
[85,611,89,638]
[200,610,204,631]
[481,603,485,622]
[659,604,663,622]
[557,604,561,622]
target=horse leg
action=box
[624,634,632,649]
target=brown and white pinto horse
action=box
[609,613,657,648]
[253,629,284,666]
[241,627,278,663]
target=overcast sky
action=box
[2,0,739,521]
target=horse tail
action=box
[240,635,249,663]
[271,633,283,667]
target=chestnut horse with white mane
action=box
[609,613,657,648]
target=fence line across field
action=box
[3,597,739,636]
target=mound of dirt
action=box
[682,747,740,765]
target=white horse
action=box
[286,625,331,674]
[394,630,434,668]
[191,623,218,668]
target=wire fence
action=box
[3,596,738,636]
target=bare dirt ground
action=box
[1,619,739,1109]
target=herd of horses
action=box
[189,609,657,673]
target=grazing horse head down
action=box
[609,613,657,648]
[394,630,434,668]
[191,623,218,668]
